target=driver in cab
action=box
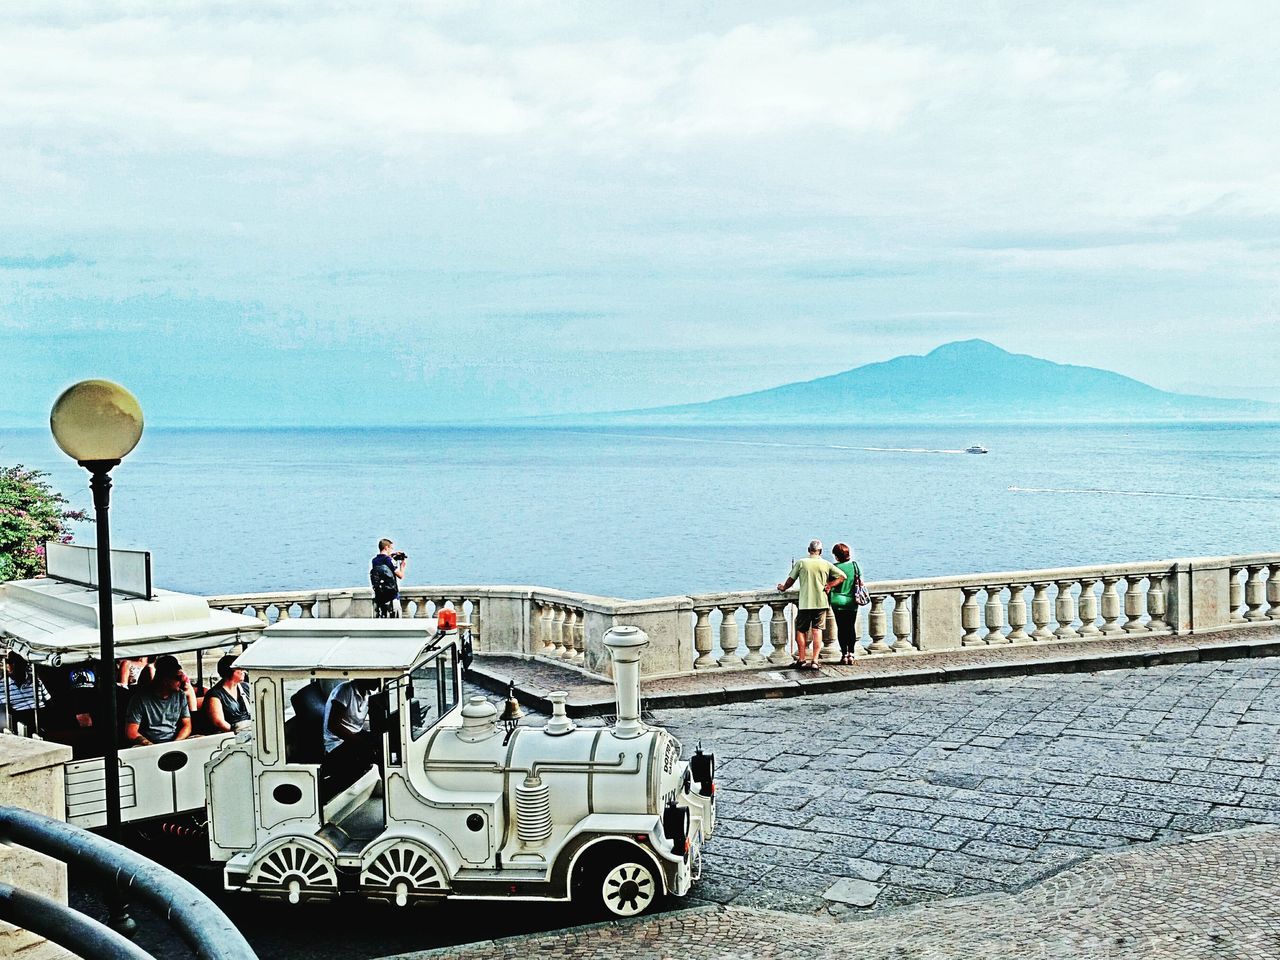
[322,678,381,795]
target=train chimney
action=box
[603,625,648,739]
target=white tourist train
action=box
[0,544,716,917]
[206,617,715,916]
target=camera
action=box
[392,552,407,562]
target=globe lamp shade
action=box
[50,380,145,464]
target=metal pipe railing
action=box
[0,882,151,960]
[0,805,257,960]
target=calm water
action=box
[2,424,1277,598]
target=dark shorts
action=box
[795,609,827,632]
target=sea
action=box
[3,423,1278,600]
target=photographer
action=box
[371,538,408,618]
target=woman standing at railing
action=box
[829,543,862,665]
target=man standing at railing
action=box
[371,538,408,618]
[776,539,845,669]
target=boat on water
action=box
[965,444,989,454]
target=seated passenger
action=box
[322,678,380,795]
[0,652,50,733]
[123,655,193,747]
[202,655,252,733]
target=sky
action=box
[2,0,1279,425]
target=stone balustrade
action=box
[206,553,1280,681]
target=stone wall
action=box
[0,735,76,960]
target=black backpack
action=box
[370,562,399,607]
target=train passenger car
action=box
[205,619,715,917]
[0,544,264,829]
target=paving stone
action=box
[822,877,880,907]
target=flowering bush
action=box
[0,465,89,582]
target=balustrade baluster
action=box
[1269,564,1280,621]
[718,604,744,668]
[767,603,792,665]
[819,612,840,662]
[252,606,268,625]
[866,596,891,653]
[1054,581,1079,640]
[1030,582,1055,641]
[275,603,291,621]
[555,606,571,659]
[1230,566,1246,623]
[890,593,913,653]
[1006,584,1030,643]
[743,604,766,666]
[539,602,555,655]
[470,600,482,644]
[1099,578,1124,636]
[960,587,984,646]
[983,585,1007,644]
[1122,575,1148,634]
[570,609,585,665]
[1077,579,1101,637]
[414,596,430,618]
[693,606,718,669]
[1245,565,1268,621]
[298,600,316,619]
[1147,574,1168,633]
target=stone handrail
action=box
[206,553,1280,680]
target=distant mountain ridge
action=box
[576,340,1279,424]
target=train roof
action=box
[233,618,448,673]
[0,576,264,664]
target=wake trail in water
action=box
[1009,486,1278,504]
[561,430,970,455]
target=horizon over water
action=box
[2,422,1277,599]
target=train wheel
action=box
[594,857,659,917]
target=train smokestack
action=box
[603,625,648,739]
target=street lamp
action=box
[49,379,144,933]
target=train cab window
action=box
[408,647,460,742]
[408,659,440,741]
[439,648,458,715]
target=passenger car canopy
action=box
[0,576,264,664]
[234,618,443,675]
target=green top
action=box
[830,560,861,608]
[788,556,842,610]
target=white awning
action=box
[0,577,265,664]
[235,618,442,673]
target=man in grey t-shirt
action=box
[124,655,192,746]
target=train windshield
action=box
[408,646,459,741]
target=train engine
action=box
[205,620,714,917]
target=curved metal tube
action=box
[0,883,151,960]
[0,805,257,960]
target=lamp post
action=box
[49,379,144,934]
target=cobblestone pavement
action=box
[653,655,1280,915]
[392,827,1280,959]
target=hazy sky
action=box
[3,1,1279,425]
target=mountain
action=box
[578,340,1280,424]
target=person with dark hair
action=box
[829,542,863,665]
[370,538,408,618]
[124,654,192,746]
[1,652,49,732]
[202,655,252,733]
